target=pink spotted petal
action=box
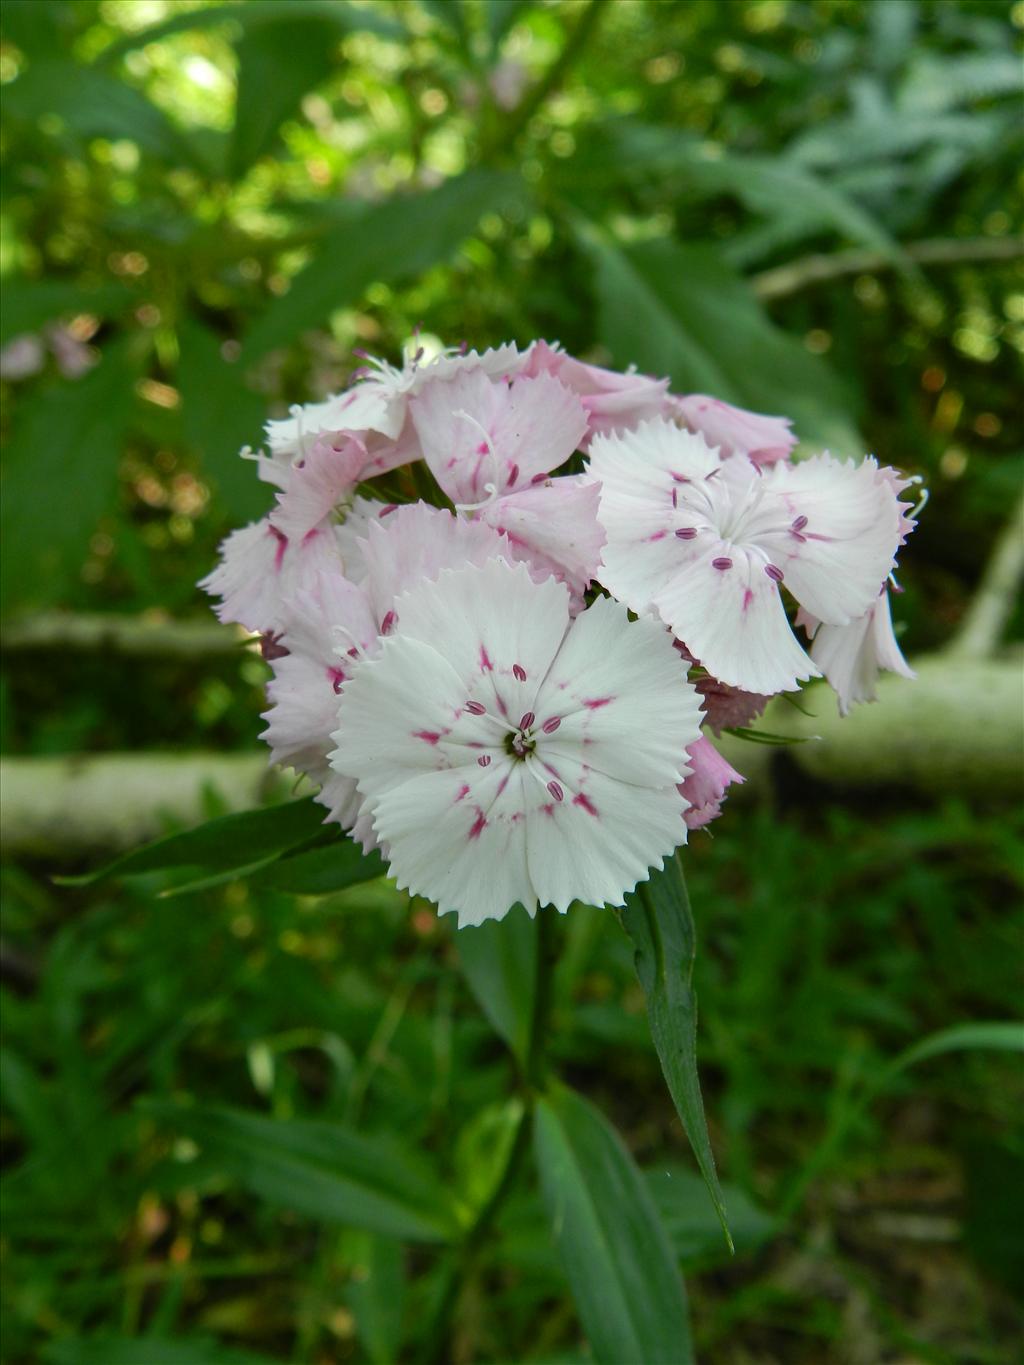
[200,517,342,634]
[269,432,367,542]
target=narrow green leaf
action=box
[886,1021,1024,1077]
[0,338,141,613]
[4,61,200,167]
[146,1103,459,1243]
[96,1,403,65]
[261,840,387,895]
[0,279,131,347]
[241,170,525,360]
[177,319,269,520]
[230,16,340,178]
[724,725,809,746]
[457,905,538,1062]
[57,797,326,886]
[584,230,861,454]
[344,1232,407,1365]
[646,1165,776,1263]
[621,852,733,1251]
[42,1336,282,1365]
[534,1085,693,1364]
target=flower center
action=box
[504,712,536,759]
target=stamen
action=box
[332,622,367,660]
[911,486,929,519]
[547,780,564,802]
[465,701,486,715]
[675,527,698,540]
[531,472,548,485]
[542,717,561,733]
[672,488,678,508]
[519,712,535,730]
[380,610,397,635]
[288,404,308,460]
[888,572,904,595]
[453,482,501,513]
[712,557,733,570]
[508,462,519,487]
[512,663,527,682]
[764,564,784,582]
[477,754,491,767]
[791,515,808,532]
[379,503,398,517]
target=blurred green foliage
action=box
[1,1,1023,1362]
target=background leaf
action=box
[621,852,732,1250]
[534,1084,694,1365]
[241,170,526,360]
[457,905,538,1062]
[1,339,141,614]
[147,1103,461,1243]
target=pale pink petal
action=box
[523,340,669,444]
[410,369,587,504]
[200,518,342,634]
[359,503,514,629]
[269,433,367,542]
[810,589,915,715]
[679,736,744,830]
[333,497,393,582]
[753,454,903,625]
[671,394,796,465]
[479,476,605,600]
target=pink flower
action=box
[331,558,703,925]
[680,736,744,830]
[670,394,796,466]
[268,431,368,542]
[523,340,669,444]
[587,419,905,695]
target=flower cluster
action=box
[203,341,917,924]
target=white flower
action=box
[587,419,903,695]
[800,590,915,716]
[330,559,703,925]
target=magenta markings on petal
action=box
[381,610,397,634]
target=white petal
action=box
[387,558,572,726]
[524,763,688,912]
[370,762,537,925]
[200,518,342,634]
[754,454,902,625]
[536,595,703,787]
[652,545,819,694]
[811,590,915,715]
[269,434,366,542]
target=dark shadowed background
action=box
[1,2,1022,1362]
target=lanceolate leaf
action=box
[261,840,387,894]
[585,231,861,455]
[59,797,327,886]
[229,16,341,178]
[0,337,142,613]
[146,1103,460,1243]
[457,905,538,1063]
[621,851,733,1251]
[534,1085,693,1364]
[241,170,526,360]
[43,1338,280,1365]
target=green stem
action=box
[419,908,559,1365]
